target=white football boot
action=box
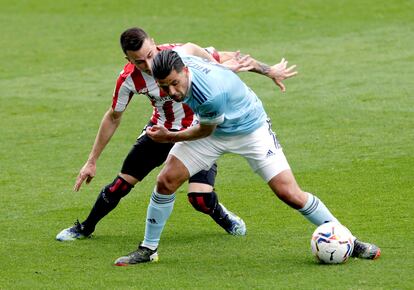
[56,220,91,241]
[218,203,247,236]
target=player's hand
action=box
[146,125,172,143]
[74,162,96,191]
[268,58,298,92]
[222,51,255,72]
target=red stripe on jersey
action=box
[159,87,168,98]
[150,99,160,125]
[113,78,123,108]
[162,101,175,130]
[130,68,147,93]
[210,48,220,62]
[181,103,194,129]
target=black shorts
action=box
[121,124,217,186]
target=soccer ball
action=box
[310,222,354,264]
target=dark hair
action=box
[152,50,185,80]
[120,27,149,54]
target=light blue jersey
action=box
[178,54,267,136]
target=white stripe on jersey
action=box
[141,72,161,98]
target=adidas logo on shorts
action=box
[266,149,275,158]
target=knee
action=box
[102,176,133,203]
[187,191,218,214]
[269,177,305,209]
[275,184,300,201]
[156,172,182,194]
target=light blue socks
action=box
[299,192,339,226]
[142,190,176,249]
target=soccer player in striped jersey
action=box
[113,50,380,265]
[56,27,295,242]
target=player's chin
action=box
[172,95,183,102]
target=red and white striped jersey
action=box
[112,44,220,131]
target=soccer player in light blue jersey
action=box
[114,50,380,265]
[178,55,267,136]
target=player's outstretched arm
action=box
[73,108,123,191]
[219,52,298,92]
[181,42,219,63]
[265,57,297,92]
[181,43,254,72]
[180,44,296,86]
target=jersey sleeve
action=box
[112,69,134,112]
[204,46,220,63]
[173,46,220,63]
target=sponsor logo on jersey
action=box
[138,88,149,95]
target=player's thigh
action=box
[169,138,222,177]
[119,173,139,186]
[121,132,174,181]
[157,154,191,193]
[234,123,290,182]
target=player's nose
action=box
[168,85,176,95]
[145,60,152,73]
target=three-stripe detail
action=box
[192,83,208,104]
[151,192,176,205]
[300,195,320,216]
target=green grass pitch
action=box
[1,0,413,289]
